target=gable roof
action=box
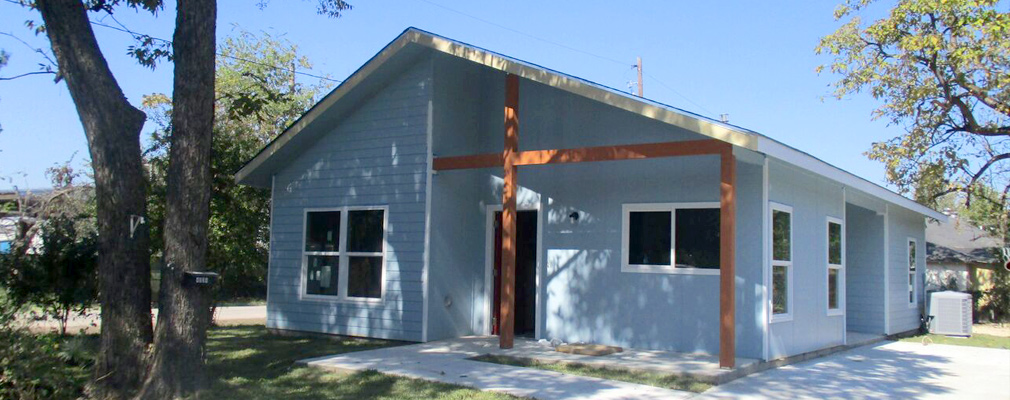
[927,218,1003,264]
[236,27,946,221]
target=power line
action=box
[415,0,629,67]
[644,71,716,116]
[88,20,343,84]
[414,0,718,117]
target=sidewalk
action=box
[302,337,696,400]
[26,305,266,334]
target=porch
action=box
[300,336,761,399]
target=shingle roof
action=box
[926,218,1003,264]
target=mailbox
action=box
[183,271,219,287]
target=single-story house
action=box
[236,28,947,367]
[926,216,1002,294]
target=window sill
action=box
[299,294,385,304]
[622,265,720,275]
[770,314,793,323]
[827,309,844,317]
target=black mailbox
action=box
[183,271,219,287]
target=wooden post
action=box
[719,149,736,368]
[636,57,643,97]
[499,73,519,349]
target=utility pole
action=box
[636,57,643,97]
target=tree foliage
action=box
[817,0,1010,211]
[144,30,331,301]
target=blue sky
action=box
[0,0,897,191]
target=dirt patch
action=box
[974,323,1010,337]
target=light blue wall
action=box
[767,160,845,359]
[265,58,432,342]
[886,205,926,333]
[845,203,885,334]
[426,53,764,358]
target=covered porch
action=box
[427,73,745,368]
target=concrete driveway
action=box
[697,340,1010,399]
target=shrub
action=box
[0,297,89,400]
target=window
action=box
[908,239,917,306]
[827,218,843,316]
[622,203,720,274]
[770,203,792,321]
[302,207,386,301]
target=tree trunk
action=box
[136,0,217,397]
[35,2,153,399]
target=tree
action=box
[0,164,98,337]
[19,1,351,397]
[144,31,331,302]
[817,0,1010,216]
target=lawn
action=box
[899,332,1010,349]
[469,354,713,393]
[60,325,520,399]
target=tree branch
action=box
[0,70,56,80]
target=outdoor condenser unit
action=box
[928,291,972,336]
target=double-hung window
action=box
[770,203,793,322]
[621,202,720,274]
[302,207,386,301]
[907,239,917,306]
[827,218,843,316]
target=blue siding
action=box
[265,58,432,342]
[426,53,764,358]
[887,206,926,333]
[767,160,845,359]
[845,203,885,334]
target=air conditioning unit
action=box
[928,291,972,336]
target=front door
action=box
[492,210,537,337]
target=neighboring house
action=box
[926,216,1002,294]
[236,28,946,366]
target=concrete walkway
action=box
[302,337,698,400]
[26,305,266,334]
[696,340,1010,399]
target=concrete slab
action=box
[302,337,701,400]
[696,340,1010,399]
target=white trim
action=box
[883,204,891,335]
[826,216,845,317]
[907,237,919,309]
[298,206,389,303]
[842,188,848,345]
[761,157,770,360]
[421,91,433,342]
[769,202,794,323]
[265,175,276,328]
[620,202,722,275]
[756,137,947,221]
[483,204,543,338]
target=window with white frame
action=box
[908,239,917,305]
[771,203,792,321]
[302,207,386,300]
[827,218,843,315]
[622,203,720,274]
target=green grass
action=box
[470,354,713,393]
[899,332,1010,349]
[58,325,520,399]
[204,326,521,399]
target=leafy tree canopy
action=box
[817,0,1010,211]
[143,30,332,299]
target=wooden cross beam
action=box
[433,73,737,368]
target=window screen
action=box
[675,208,720,269]
[305,211,341,252]
[628,211,672,266]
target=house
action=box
[235,28,946,367]
[926,216,1002,296]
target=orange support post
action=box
[499,74,519,349]
[719,149,737,368]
